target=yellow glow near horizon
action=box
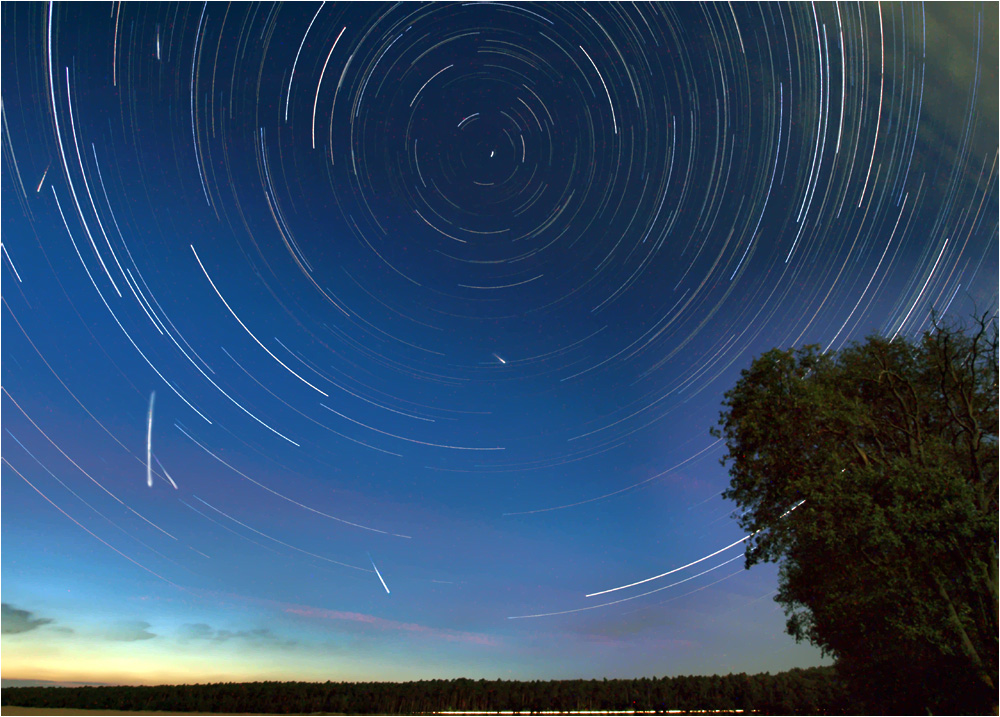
[1,634,363,686]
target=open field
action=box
[1,710,748,717]
[1,709,255,716]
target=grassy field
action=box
[1,709,253,716]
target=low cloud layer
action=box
[2,603,55,634]
[103,620,157,642]
[284,604,500,647]
[178,623,296,647]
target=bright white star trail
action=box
[146,391,156,488]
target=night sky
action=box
[1,1,997,686]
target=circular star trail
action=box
[1,2,996,683]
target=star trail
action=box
[1,2,996,685]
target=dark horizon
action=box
[2,667,843,714]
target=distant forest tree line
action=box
[1,667,844,714]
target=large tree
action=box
[715,315,997,714]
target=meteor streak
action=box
[146,391,155,487]
[153,454,178,490]
[369,552,391,594]
[36,163,50,192]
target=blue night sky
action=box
[1,1,996,686]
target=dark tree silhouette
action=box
[714,314,998,714]
[1,667,844,714]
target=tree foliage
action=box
[715,314,998,714]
